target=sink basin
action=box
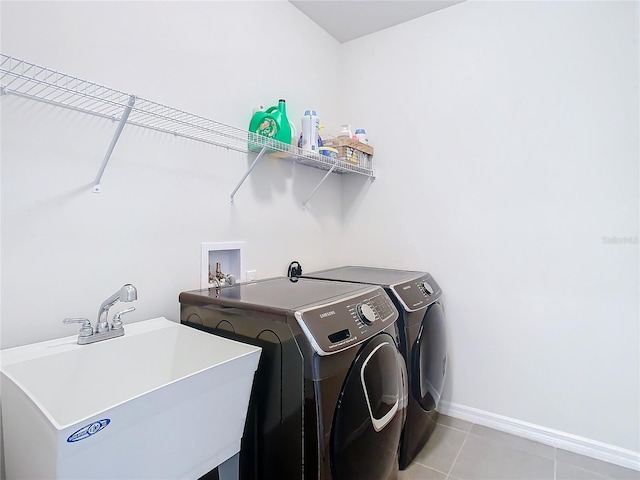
[1,317,261,479]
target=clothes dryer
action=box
[179,277,407,480]
[302,267,447,469]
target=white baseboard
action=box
[439,401,640,472]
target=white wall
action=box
[0,0,349,350]
[340,0,639,456]
[1,0,638,475]
[1,4,345,474]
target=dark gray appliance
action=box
[179,277,407,480]
[302,266,447,469]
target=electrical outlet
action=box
[246,270,257,282]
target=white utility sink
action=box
[1,317,261,480]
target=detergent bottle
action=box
[248,99,293,152]
[300,110,320,152]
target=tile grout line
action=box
[438,417,638,480]
[410,424,458,477]
[465,425,558,462]
[444,426,472,480]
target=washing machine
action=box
[301,266,447,469]
[179,277,408,480]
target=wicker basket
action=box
[322,136,373,169]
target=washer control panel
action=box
[294,286,398,355]
[389,274,441,312]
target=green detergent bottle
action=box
[248,99,293,152]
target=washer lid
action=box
[179,277,376,312]
[303,266,441,312]
[305,266,424,287]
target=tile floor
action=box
[400,415,639,480]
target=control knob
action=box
[421,281,434,295]
[356,303,376,325]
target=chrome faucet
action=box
[64,284,137,345]
[96,284,137,333]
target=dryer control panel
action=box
[389,274,441,312]
[294,286,398,355]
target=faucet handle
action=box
[63,318,93,337]
[111,307,135,330]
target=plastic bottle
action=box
[248,99,293,152]
[355,128,368,144]
[301,110,320,152]
[338,124,353,139]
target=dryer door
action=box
[330,333,405,480]
[412,302,447,411]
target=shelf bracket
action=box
[302,163,337,208]
[230,146,267,202]
[92,95,136,193]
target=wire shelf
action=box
[0,54,375,195]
